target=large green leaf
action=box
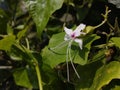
[42,33,67,68]
[110,37,120,48]
[0,35,15,51]
[42,33,99,68]
[13,68,33,88]
[90,61,120,90]
[26,0,64,36]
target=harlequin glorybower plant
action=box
[50,24,86,81]
[1,0,120,90]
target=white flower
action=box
[64,24,86,49]
[49,23,86,82]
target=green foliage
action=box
[0,0,120,90]
[42,33,99,68]
[0,35,15,51]
[13,68,33,88]
[110,37,120,48]
[26,0,64,36]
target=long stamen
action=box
[66,45,70,82]
[68,41,80,79]
[49,40,69,50]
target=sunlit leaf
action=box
[26,0,64,36]
[0,35,15,51]
[110,37,120,48]
[90,61,120,90]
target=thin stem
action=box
[66,45,70,82]
[21,46,43,90]
[25,38,30,50]
[94,6,111,29]
[0,66,12,69]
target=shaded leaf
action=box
[0,9,9,34]
[75,61,103,90]
[13,68,33,88]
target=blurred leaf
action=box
[114,18,120,37]
[89,49,105,63]
[0,35,15,51]
[0,70,11,83]
[13,68,33,88]
[17,28,27,40]
[7,24,13,35]
[0,9,9,34]
[26,0,64,36]
[8,45,24,61]
[90,61,120,90]
[110,37,120,48]
[27,67,39,89]
[42,33,99,68]
[112,85,120,90]
[76,7,90,22]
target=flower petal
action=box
[75,23,86,31]
[64,27,73,35]
[73,24,86,37]
[74,39,83,49]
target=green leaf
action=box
[7,24,13,35]
[42,33,99,68]
[90,61,120,90]
[0,35,15,51]
[89,49,106,63]
[110,37,120,48]
[26,0,64,36]
[42,33,66,68]
[13,68,33,88]
[17,28,27,40]
[74,34,100,65]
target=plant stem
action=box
[21,45,43,90]
[34,61,43,90]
